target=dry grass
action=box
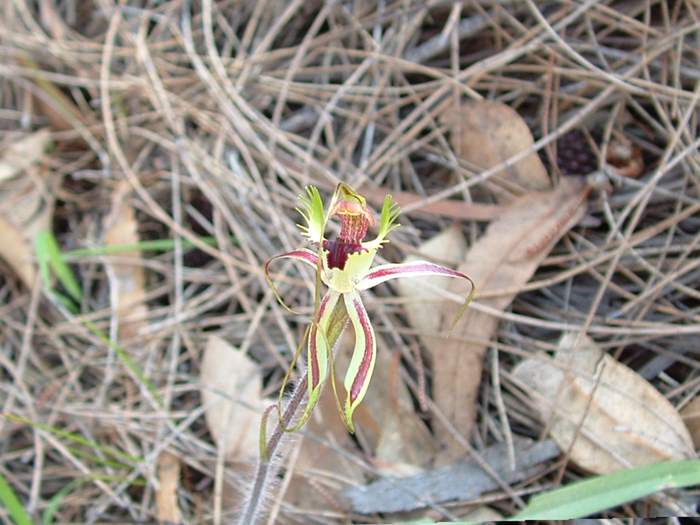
[1,1,699,523]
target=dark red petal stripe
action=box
[350,297,374,402]
[284,249,320,267]
[364,262,467,283]
[264,249,319,276]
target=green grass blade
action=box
[3,414,141,465]
[41,475,146,525]
[34,232,162,406]
[64,446,132,470]
[82,319,163,407]
[41,478,84,525]
[46,290,80,315]
[35,231,82,302]
[0,472,33,525]
[34,233,162,406]
[36,234,52,291]
[512,459,700,520]
[62,235,229,258]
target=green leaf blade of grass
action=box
[512,460,700,520]
[3,414,142,465]
[34,233,162,407]
[62,235,228,259]
[0,472,33,525]
[81,319,163,407]
[35,230,82,302]
[41,475,146,525]
[41,478,84,525]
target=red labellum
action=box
[323,239,363,270]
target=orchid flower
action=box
[265,183,475,433]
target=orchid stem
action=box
[239,301,348,525]
[238,375,308,525]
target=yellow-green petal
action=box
[342,290,377,433]
[308,290,341,396]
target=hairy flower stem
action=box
[238,302,348,525]
[237,377,307,525]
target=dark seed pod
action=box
[555,130,598,176]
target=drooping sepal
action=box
[264,249,320,314]
[357,260,470,289]
[341,290,376,433]
[356,260,476,328]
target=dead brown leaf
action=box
[200,335,264,460]
[446,100,551,202]
[156,451,182,524]
[17,56,87,134]
[397,225,468,337]
[343,436,558,513]
[0,173,49,235]
[606,135,644,179]
[680,395,700,448]
[0,129,52,183]
[431,176,588,463]
[512,332,695,474]
[0,129,55,288]
[103,181,148,340]
[0,215,36,288]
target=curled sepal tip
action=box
[264,249,319,315]
[447,273,476,330]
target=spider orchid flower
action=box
[265,183,475,432]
